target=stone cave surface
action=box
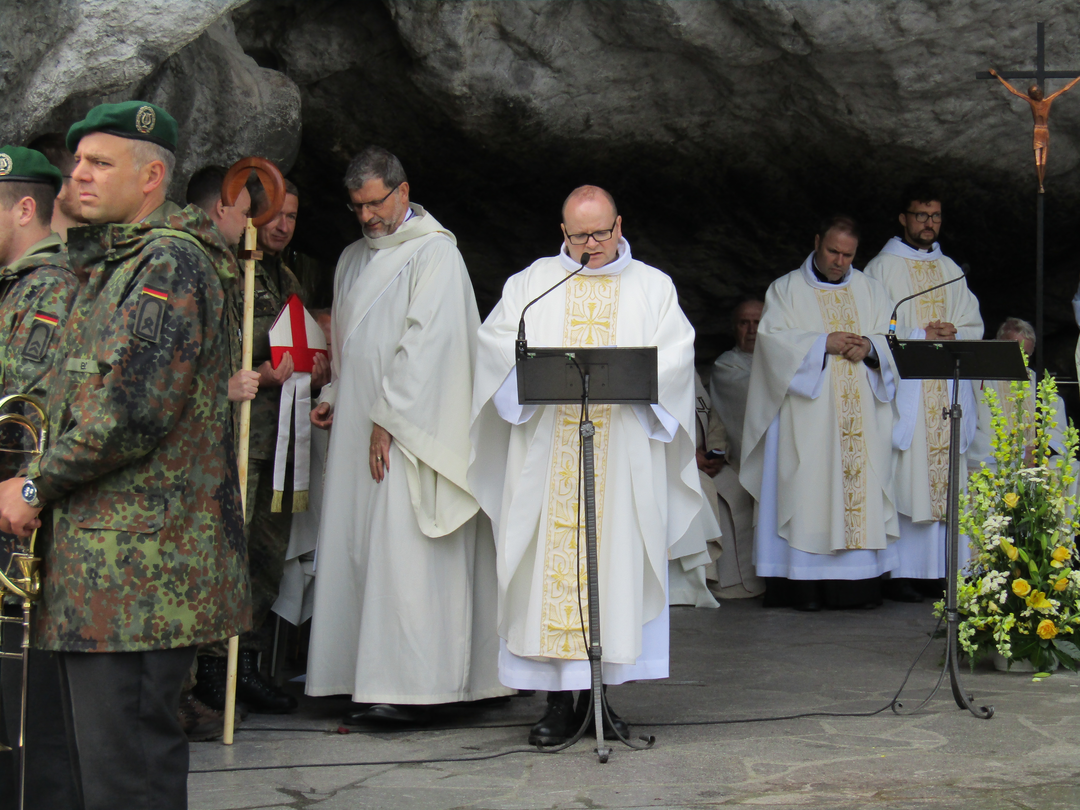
[4,0,1080,391]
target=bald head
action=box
[733,299,764,354]
[561,185,623,270]
[561,185,618,221]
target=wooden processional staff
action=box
[220,157,286,745]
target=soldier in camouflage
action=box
[192,175,327,715]
[0,144,81,809]
[0,102,249,810]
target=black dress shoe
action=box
[237,651,297,714]
[794,599,822,612]
[362,703,433,724]
[575,689,630,741]
[528,691,578,746]
[884,578,925,603]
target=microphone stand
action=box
[887,269,968,342]
[517,253,592,362]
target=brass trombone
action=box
[0,394,48,810]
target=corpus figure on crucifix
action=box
[989,68,1080,192]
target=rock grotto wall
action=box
[3,0,1080,375]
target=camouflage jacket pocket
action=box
[69,488,165,533]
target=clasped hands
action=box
[923,320,957,341]
[826,332,873,363]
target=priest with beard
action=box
[305,147,510,725]
[864,183,983,601]
[741,216,901,611]
[469,186,716,745]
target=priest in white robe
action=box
[708,299,765,598]
[469,186,715,745]
[864,185,982,599]
[741,216,900,611]
[306,147,509,725]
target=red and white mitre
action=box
[268,294,328,512]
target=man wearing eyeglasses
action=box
[469,186,715,745]
[305,146,510,725]
[865,182,983,602]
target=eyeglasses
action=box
[563,220,617,245]
[345,183,401,214]
[905,211,942,223]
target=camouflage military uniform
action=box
[211,253,302,656]
[0,233,79,478]
[0,233,81,805]
[25,204,249,652]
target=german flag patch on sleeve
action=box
[22,311,59,362]
[133,285,169,343]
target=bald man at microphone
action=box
[469,186,717,746]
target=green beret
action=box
[0,145,64,193]
[66,101,178,153]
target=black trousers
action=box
[0,603,79,809]
[58,646,197,810]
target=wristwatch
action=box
[21,479,42,509]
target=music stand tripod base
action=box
[888,336,1025,718]
[517,346,658,761]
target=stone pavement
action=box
[189,599,1080,809]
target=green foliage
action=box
[937,373,1080,674]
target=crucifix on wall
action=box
[976,21,1080,374]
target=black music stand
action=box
[517,346,658,762]
[887,336,1027,719]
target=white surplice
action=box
[668,375,722,608]
[708,348,764,597]
[305,204,509,704]
[469,238,713,689]
[865,237,983,578]
[741,255,900,580]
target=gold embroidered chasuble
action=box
[814,288,869,550]
[539,273,620,659]
[907,259,950,519]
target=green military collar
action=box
[142,200,183,225]
[0,232,64,279]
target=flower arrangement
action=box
[944,372,1080,672]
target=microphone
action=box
[887,266,968,339]
[516,253,593,362]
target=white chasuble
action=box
[305,205,509,704]
[539,273,619,658]
[865,239,982,578]
[741,255,900,580]
[469,239,712,688]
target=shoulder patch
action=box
[133,285,169,343]
[22,312,59,362]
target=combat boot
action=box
[237,650,298,714]
[178,690,226,742]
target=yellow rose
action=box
[1037,619,1058,639]
[1003,492,1020,509]
[1012,578,1032,597]
[1053,576,1069,592]
[1026,591,1052,610]
[1051,546,1071,563]
[1000,538,1019,561]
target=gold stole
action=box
[815,288,868,550]
[538,273,620,659]
[908,259,950,520]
